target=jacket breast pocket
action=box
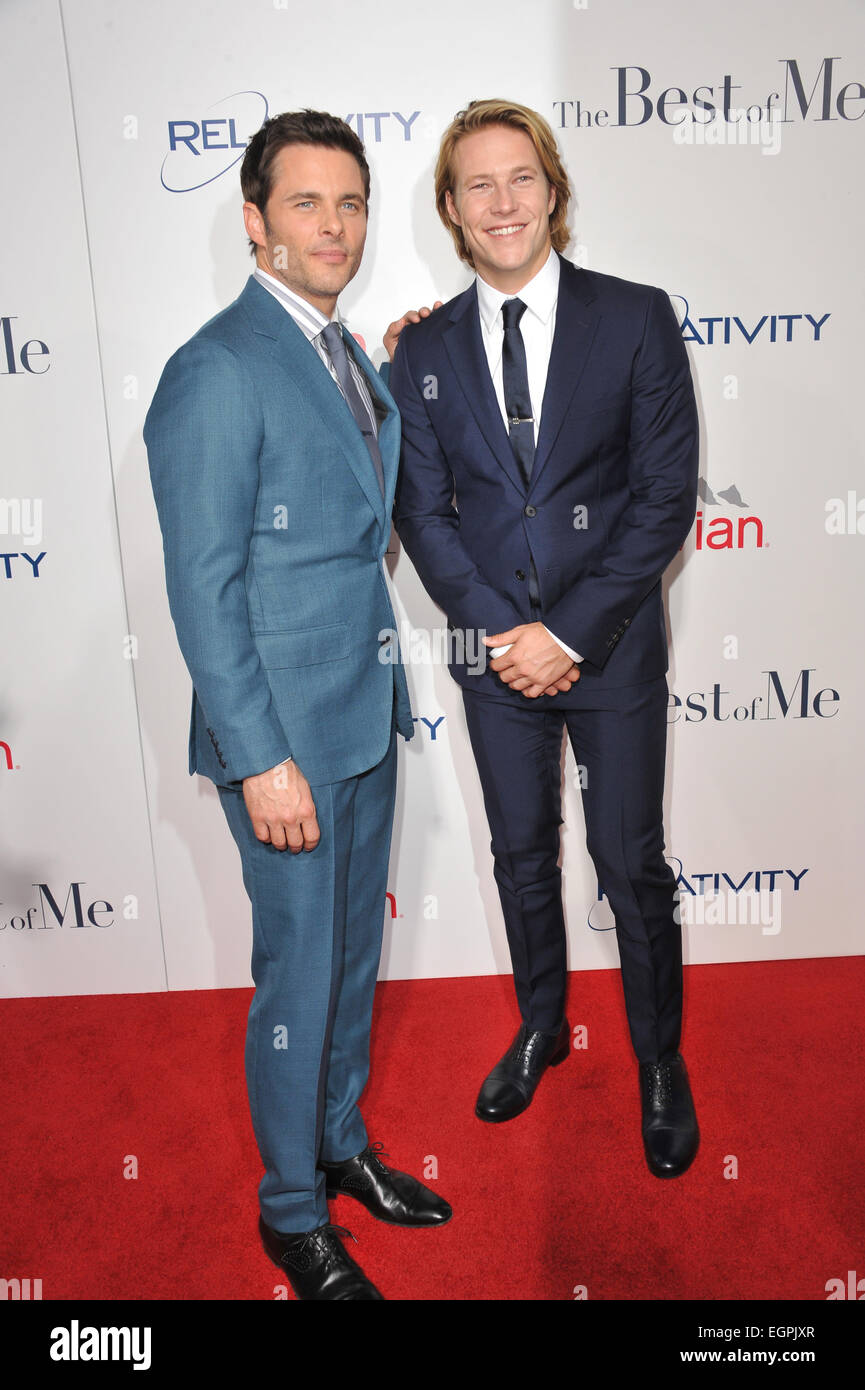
[255,622,350,668]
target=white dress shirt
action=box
[253,268,377,434]
[474,248,582,667]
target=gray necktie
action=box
[319,321,384,496]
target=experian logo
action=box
[161,90,268,192]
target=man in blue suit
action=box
[388,100,700,1177]
[145,111,451,1301]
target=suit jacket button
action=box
[515,569,526,581]
[524,505,537,518]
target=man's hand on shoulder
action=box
[384,301,444,361]
[242,758,320,853]
[484,623,581,699]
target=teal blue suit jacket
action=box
[145,274,414,787]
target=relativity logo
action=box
[587,858,806,936]
[161,90,268,192]
[670,294,829,346]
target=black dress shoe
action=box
[321,1142,452,1227]
[259,1217,384,1300]
[475,1018,570,1123]
[639,1053,699,1178]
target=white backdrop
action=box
[2,0,863,997]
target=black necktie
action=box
[501,298,535,488]
[320,321,384,496]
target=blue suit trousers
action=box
[217,723,397,1233]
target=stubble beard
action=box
[265,236,359,307]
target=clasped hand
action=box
[484,622,581,698]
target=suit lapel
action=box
[239,276,387,533]
[530,256,600,488]
[343,331,401,521]
[442,285,527,497]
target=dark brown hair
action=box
[240,110,370,254]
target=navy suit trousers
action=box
[461,677,682,1063]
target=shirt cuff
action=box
[542,626,582,664]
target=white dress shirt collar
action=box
[475,246,560,333]
[253,266,345,338]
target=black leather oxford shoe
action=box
[639,1053,700,1178]
[259,1218,384,1300]
[475,1018,570,1123]
[320,1142,452,1227]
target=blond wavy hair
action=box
[434,99,571,268]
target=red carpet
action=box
[1,958,863,1301]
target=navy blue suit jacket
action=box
[389,253,699,700]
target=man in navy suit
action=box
[145,111,451,1301]
[388,99,700,1177]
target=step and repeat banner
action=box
[2,0,863,997]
